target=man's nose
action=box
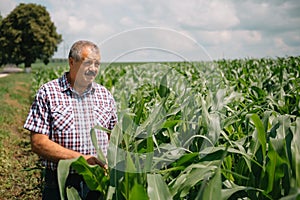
[90,63,99,71]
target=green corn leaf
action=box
[144,135,154,172]
[58,156,109,198]
[128,182,148,200]
[162,120,181,129]
[172,152,199,167]
[158,73,170,98]
[221,186,247,200]
[200,146,257,170]
[106,186,116,200]
[279,189,300,200]
[221,181,260,200]
[250,114,267,168]
[66,187,82,200]
[70,156,109,192]
[107,124,125,172]
[58,157,77,200]
[201,168,222,200]
[133,97,145,125]
[293,118,300,188]
[125,151,136,173]
[265,139,288,193]
[170,163,217,197]
[147,174,172,200]
[135,99,165,138]
[90,125,107,163]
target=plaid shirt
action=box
[24,72,117,170]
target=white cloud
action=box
[120,17,134,27]
[168,0,240,30]
[1,0,299,60]
[234,1,300,31]
[0,0,17,16]
[274,38,289,50]
[99,27,212,62]
[67,16,86,32]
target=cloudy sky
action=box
[1,0,300,62]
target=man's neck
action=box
[66,72,90,95]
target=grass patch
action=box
[0,72,42,199]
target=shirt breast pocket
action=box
[51,105,73,132]
[93,106,111,128]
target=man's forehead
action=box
[81,47,100,60]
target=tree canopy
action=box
[0,3,62,67]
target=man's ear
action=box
[69,57,73,67]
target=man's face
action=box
[70,47,100,89]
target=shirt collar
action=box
[59,72,96,94]
[60,72,71,92]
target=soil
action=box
[0,73,42,200]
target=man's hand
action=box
[83,155,108,170]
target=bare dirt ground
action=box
[0,74,9,78]
[0,66,24,78]
[0,72,42,200]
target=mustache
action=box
[85,70,97,76]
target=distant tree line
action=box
[49,58,68,63]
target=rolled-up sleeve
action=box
[24,86,51,135]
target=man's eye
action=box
[95,62,100,67]
[83,61,93,66]
[82,60,100,67]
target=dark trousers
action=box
[43,169,101,200]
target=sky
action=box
[1,0,300,62]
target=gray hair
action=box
[68,40,100,61]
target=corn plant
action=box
[30,56,300,199]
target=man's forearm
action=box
[30,132,106,168]
[31,132,82,163]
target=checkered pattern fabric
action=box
[24,73,117,170]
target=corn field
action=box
[31,56,300,199]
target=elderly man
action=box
[24,40,117,199]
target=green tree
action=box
[0,3,62,68]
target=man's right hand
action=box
[83,155,108,169]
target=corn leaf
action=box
[66,187,81,200]
[201,168,222,200]
[57,157,77,200]
[147,174,172,200]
